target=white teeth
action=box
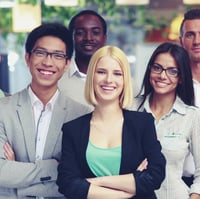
[40,70,53,75]
[102,86,114,90]
[156,81,168,86]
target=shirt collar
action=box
[28,86,59,111]
[143,94,187,116]
[193,79,200,85]
[68,58,87,79]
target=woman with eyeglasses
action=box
[135,42,200,199]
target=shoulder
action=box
[123,109,153,121]
[0,89,26,105]
[122,110,156,139]
[59,92,91,111]
[181,102,200,117]
[123,109,155,132]
[131,95,145,111]
[62,112,92,131]
[187,105,200,118]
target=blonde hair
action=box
[85,45,133,109]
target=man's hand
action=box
[4,142,15,160]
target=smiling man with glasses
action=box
[0,23,90,199]
[31,49,68,60]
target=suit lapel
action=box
[16,89,36,162]
[43,93,66,159]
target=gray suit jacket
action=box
[0,88,91,199]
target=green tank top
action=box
[0,89,4,98]
[86,140,121,176]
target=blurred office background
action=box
[0,0,199,94]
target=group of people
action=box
[0,7,200,199]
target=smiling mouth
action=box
[101,86,116,91]
[83,45,95,50]
[155,81,169,87]
[38,69,55,75]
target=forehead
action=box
[182,19,200,32]
[155,53,177,67]
[96,56,122,69]
[74,14,103,29]
[33,36,66,51]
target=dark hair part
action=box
[137,42,194,110]
[180,9,200,36]
[25,23,73,59]
[68,10,107,35]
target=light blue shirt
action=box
[138,96,200,198]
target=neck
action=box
[75,54,91,74]
[30,84,57,107]
[93,103,123,122]
[191,62,200,83]
[149,93,175,120]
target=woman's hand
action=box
[137,158,148,171]
[4,142,15,161]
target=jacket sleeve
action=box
[0,128,59,189]
[0,132,63,198]
[0,158,59,188]
[133,113,166,196]
[17,181,63,197]
[57,121,90,199]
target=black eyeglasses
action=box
[151,64,179,77]
[31,49,68,61]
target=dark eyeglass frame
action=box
[150,64,179,77]
[31,49,68,60]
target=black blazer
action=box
[57,109,166,199]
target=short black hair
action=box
[68,10,107,35]
[180,9,200,36]
[25,23,73,59]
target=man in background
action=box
[180,8,200,107]
[179,8,200,187]
[58,10,107,106]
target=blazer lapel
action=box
[43,93,67,159]
[16,89,36,162]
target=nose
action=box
[194,33,200,44]
[160,70,167,79]
[42,55,53,67]
[84,31,93,41]
[105,73,113,83]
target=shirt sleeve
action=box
[189,109,200,195]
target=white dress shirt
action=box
[193,79,200,107]
[182,79,200,180]
[28,87,59,199]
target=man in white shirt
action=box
[58,10,107,106]
[0,23,90,199]
[180,8,200,187]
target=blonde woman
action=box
[57,46,166,199]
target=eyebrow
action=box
[153,63,178,68]
[34,47,65,54]
[75,27,102,30]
